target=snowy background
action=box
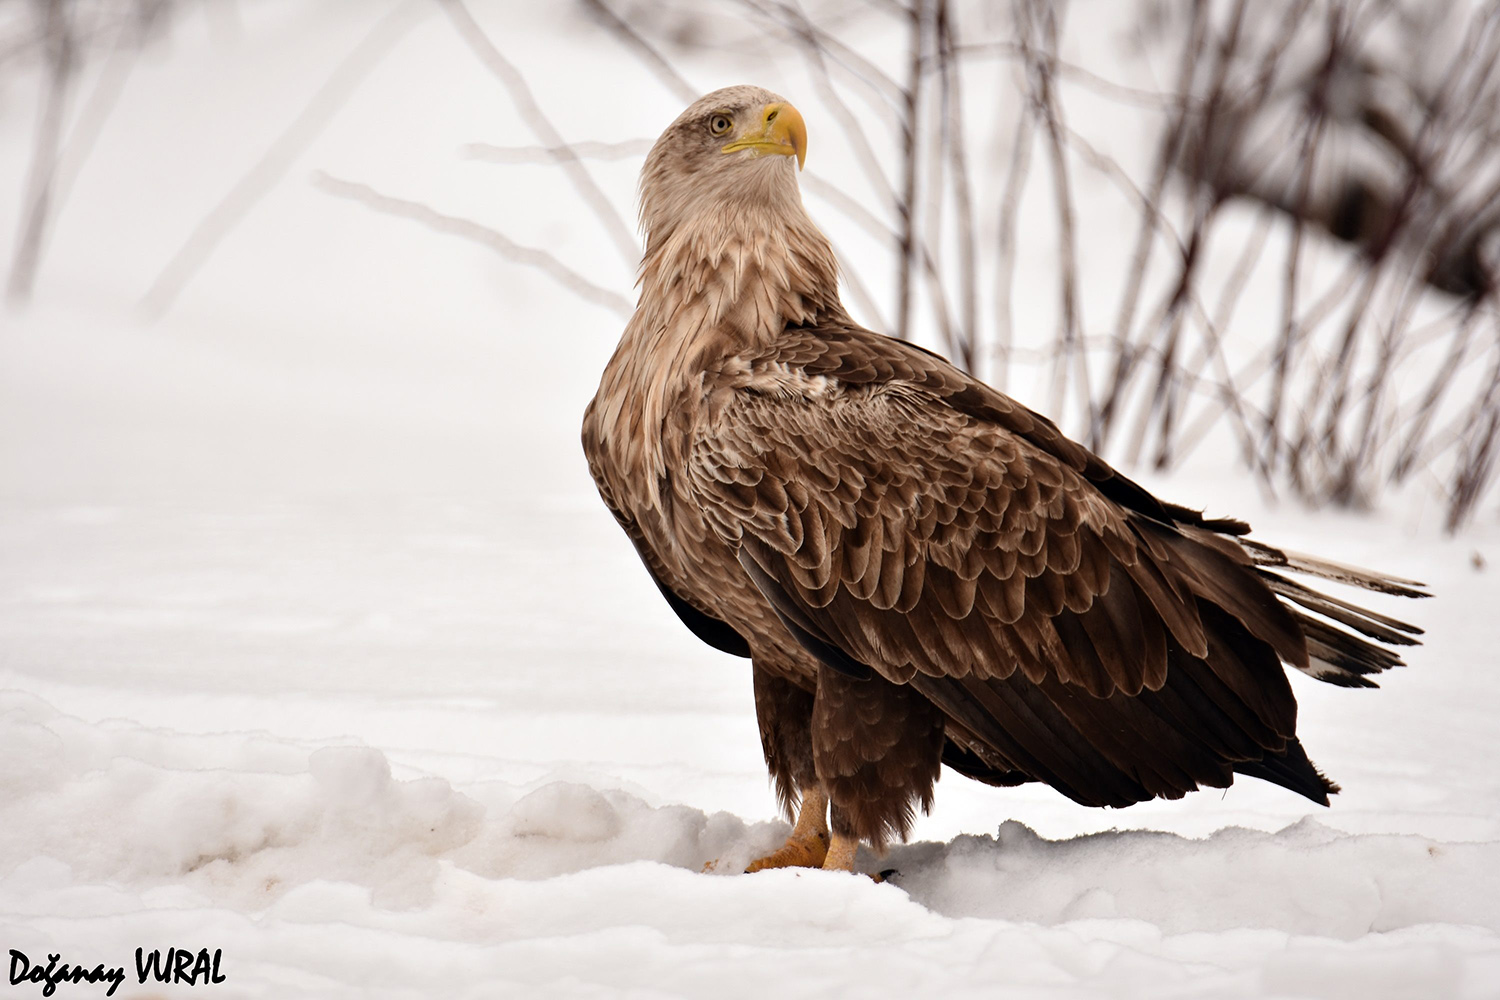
[2,2,1499,997]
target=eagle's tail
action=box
[1232,736,1341,804]
[1241,540,1429,689]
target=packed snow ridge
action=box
[4,692,1497,956]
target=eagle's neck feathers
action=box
[593,190,843,509]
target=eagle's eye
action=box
[708,113,733,136]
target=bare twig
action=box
[1264,10,1337,473]
[580,0,697,103]
[992,100,1035,390]
[7,0,74,304]
[142,0,423,317]
[1446,328,1500,529]
[47,6,146,218]
[738,0,900,205]
[738,0,906,108]
[1023,0,1089,426]
[1394,308,1483,479]
[313,172,632,317]
[439,0,639,269]
[894,0,927,342]
[1092,0,1207,450]
[954,40,1199,111]
[1300,7,1480,488]
[937,0,977,372]
[463,139,653,164]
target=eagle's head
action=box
[638,85,809,252]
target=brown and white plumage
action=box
[582,86,1427,870]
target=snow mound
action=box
[0,692,483,910]
[888,818,1500,937]
[3,692,1499,999]
[0,692,785,909]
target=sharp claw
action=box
[745,832,830,873]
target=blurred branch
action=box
[439,0,639,269]
[737,0,906,109]
[894,0,926,342]
[1091,0,1207,451]
[580,0,697,102]
[464,139,653,164]
[1446,334,1500,530]
[761,3,898,209]
[937,0,977,371]
[6,0,74,304]
[1263,4,1337,474]
[1394,309,1482,480]
[142,0,423,318]
[801,174,897,248]
[48,7,148,218]
[799,174,893,329]
[955,40,1199,111]
[992,101,1035,391]
[314,172,632,317]
[1020,0,1089,426]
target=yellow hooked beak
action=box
[721,102,807,170]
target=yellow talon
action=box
[745,787,830,872]
[745,831,829,872]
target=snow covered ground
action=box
[2,3,1498,998]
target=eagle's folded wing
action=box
[686,326,1336,806]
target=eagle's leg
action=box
[821,828,859,872]
[745,664,829,872]
[745,785,829,872]
[813,664,946,865]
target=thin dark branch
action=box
[1264,26,1334,473]
[756,4,898,206]
[953,40,1201,111]
[47,8,144,218]
[895,0,926,342]
[739,0,906,109]
[1022,0,1088,425]
[1446,325,1500,530]
[992,102,1035,391]
[6,0,74,304]
[1394,309,1483,479]
[439,0,639,269]
[580,0,697,103]
[1091,0,1207,450]
[937,0,976,371]
[314,172,632,317]
[1300,3,1482,485]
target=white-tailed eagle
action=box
[582,86,1426,875]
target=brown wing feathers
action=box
[692,324,1422,807]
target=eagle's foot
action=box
[821,831,859,873]
[744,831,830,872]
[745,786,830,873]
[820,833,893,881]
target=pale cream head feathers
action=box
[638,85,810,254]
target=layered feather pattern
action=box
[583,85,1428,847]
